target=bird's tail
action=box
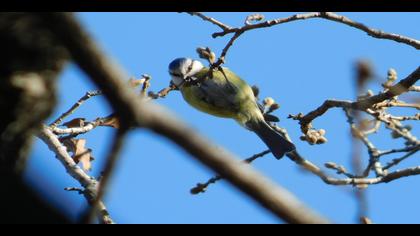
[248,119,296,159]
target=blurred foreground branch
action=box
[0,13,70,223]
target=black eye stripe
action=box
[170,72,181,77]
[186,62,193,72]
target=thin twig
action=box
[343,108,381,177]
[210,12,322,38]
[366,109,419,145]
[378,144,420,157]
[389,114,420,121]
[377,101,420,110]
[211,31,244,69]
[245,150,271,163]
[357,67,420,109]
[50,90,102,128]
[383,149,419,170]
[51,119,103,135]
[191,150,271,194]
[147,84,177,100]
[287,150,420,186]
[186,12,232,31]
[289,66,420,136]
[200,12,420,50]
[318,12,420,50]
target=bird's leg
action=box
[218,67,236,93]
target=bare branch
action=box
[389,114,420,121]
[147,84,177,100]
[212,31,243,68]
[287,151,420,186]
[205,12,420,50]
[318,12,420,50]
[37,125,115,224]
[191,150,271,194]
[383,149,419,170]
[38,125,94,186]
[210,12,322,38]
[388,101,420,110]
[190,175,222,195]
[378,144,420,157]
[343,108,382,177]
[50,90,102,128]
[289,66,420,137]
[51,119,102,135]
[366,109,418,145]
[83,128,127,224]
[64,187,114,224]
[289,99,353,134]
[186,12,232,32]
[358,67,420,109]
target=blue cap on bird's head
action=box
[168,57,204,87]
[168,58,190,72]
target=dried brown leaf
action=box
[99,115,120,129]
[73,139,92,171]
[63,118,86,128]
[62,138,93,171]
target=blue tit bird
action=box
[168,57,295,159]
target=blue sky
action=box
[25,12,419,223]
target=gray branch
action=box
[37,125,115,224]
[205,12,420,50]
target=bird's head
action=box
[168,58,204,87]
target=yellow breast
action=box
[181,85,238,118]
[179,67,259,123]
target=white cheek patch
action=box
[191,61,204,75]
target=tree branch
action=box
[186,12,232,32]
[383,149,419,170]
[290,66,420,136]
[37,125,115,224]
[191,150,271,194]
[50,90,102,128]
[200,12,420,50]
[318,12,420,50]
[82,128,127,224]
[356,66,420,110]
[287,151,420,186]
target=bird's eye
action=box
[170,72,181,77]
[187,64,193,73]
